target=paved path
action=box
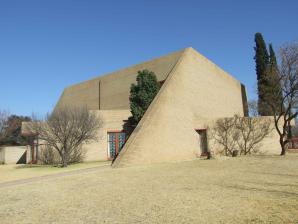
[0,164,110,188]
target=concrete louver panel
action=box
[112,47,245,167]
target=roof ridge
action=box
[65,48,188,90]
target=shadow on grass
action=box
[215,183,298,197]
[244,180,298,188]
[15,164,60,169]
[247,171,298,178]
[14,161,109,169]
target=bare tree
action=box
[29,106,102,167]
[235,115,272,155]
[39,144,58,165]
[248,100,259,117]
[263,42,298,155]
[212,116,239,156]
[212,114,272,156]
[0,110,9,143]
[292,125,298,137]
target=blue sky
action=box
[0,0,297,116]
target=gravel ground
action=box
[0,154,298,224]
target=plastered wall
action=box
[82,110,131,161]
[0,146,27,164]
[55,50,183,110]
[194,117,281,156]
[113,48,246,167]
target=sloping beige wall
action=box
[55,50,184,110]
[113,48,245,167]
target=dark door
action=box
[196,129,209,156]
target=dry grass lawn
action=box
[0,161,110,183]
[0,154,298,223]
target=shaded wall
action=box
[55,50,183,110]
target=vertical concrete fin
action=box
[98,81,101,110]
[241,83,248,117]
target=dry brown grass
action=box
[0,161,110,183]
[0,154,298,223]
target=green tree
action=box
[129,69,160,128]
[0,115,31,146]
[268,44,283,105]
[268,43,277,69]
[262,42,298,155]
[254,33,270,115]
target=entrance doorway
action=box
[196,129,209,156]
[27,135,38,164]
[107,131,126,159]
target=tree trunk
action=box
[61,153,68,167]
[280,137,286,156]
[287,120,292,139]
[224,146,228,156]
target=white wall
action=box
[0,146,27,164]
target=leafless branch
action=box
[235,115,272,155]
[263,41,298,155]
[211,116,239,156]
[212,115,272,156]
[0,110,9,143]
[28,106,102,167]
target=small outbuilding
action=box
[0,146,27,164]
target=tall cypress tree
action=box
[268,44,277,68]
[254,33,270,115]
[269,44,292,138]
[268,43,283,109]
